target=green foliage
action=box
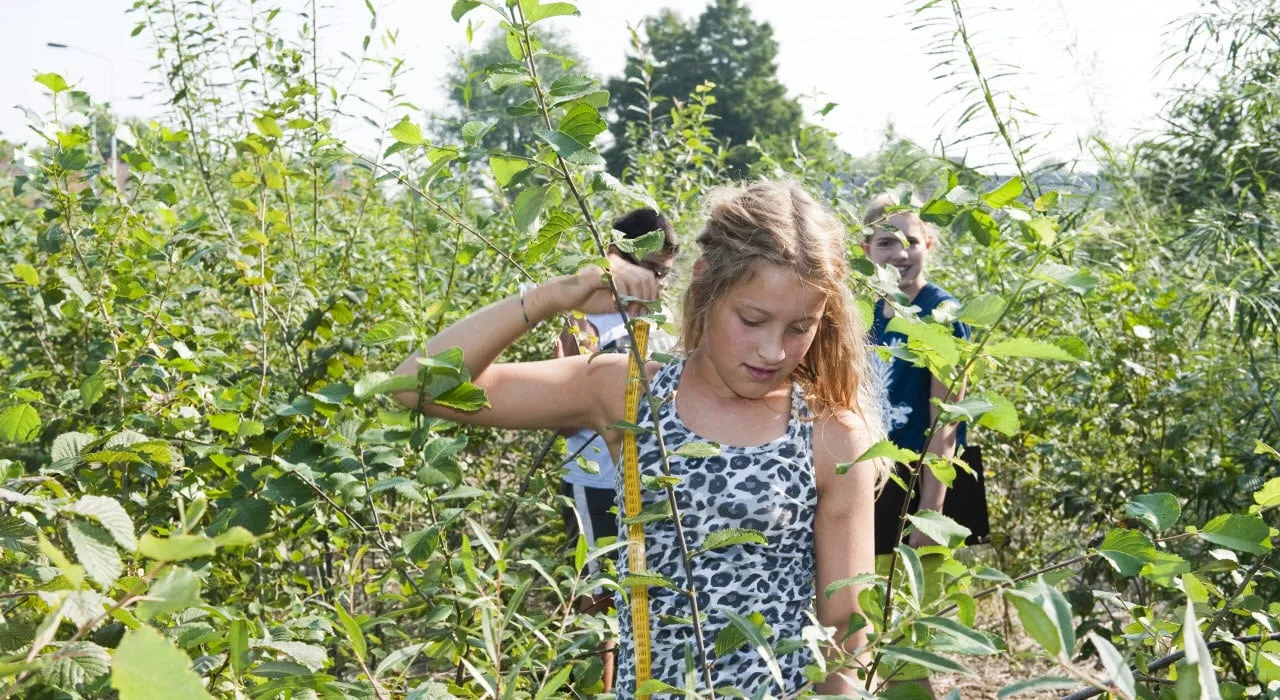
[605,0,804,174]
[0,0,1277,698]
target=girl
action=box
[861,192,971,694]
[394,181,884,697]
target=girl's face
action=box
[699,264,826,400]
[862,212,933,297]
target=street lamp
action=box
[46,41,117,177]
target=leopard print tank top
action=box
[613,359,818,698]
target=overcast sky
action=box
[2,0,1200,169]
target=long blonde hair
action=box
[678,180,884,436]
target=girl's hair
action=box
[861,189,939,243]
[679,180,885,437]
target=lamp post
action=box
[46,41,117,177]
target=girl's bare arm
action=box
[812,410,880,693]
[392,268,629,435]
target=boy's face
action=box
[862,212,932,294]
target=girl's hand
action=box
[552,265,616,315]
[607,252,660,317]
[552,263,659,317]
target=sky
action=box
[1,0,1202,170]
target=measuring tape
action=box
[621,320,652,698]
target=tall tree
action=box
[437,28,588,154]
[606,0,803,172]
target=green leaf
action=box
[886,316,960,366]
[959,293,1006,327]
[0,516,36,554]
[262,641,327,672]
[535,664,573,700]
[1199,514,1271,554]
[63,495,136,551]
[559,102,606,141]
[1183,600,1223,700]
[522,211,574,263]
[996,677,1078,698]
[137,566,201,620]
[895,544,925,606]
[1039,576,1076,657]
[336,602,367,661]
[1086,632,1136,699]
[956,208,999,246]
[850,439,919,467]
[699,528,767,553]
[229,619,250,677]
[618,572,678,590]
[906,510,971,549]
[363,320,411,346]
[66,521,122,589]
[138,533,216,561]
[981,177,1024,207]
[520,0,580,25]
[209,413,239,435]
[714,610,769,657]
[721,608,785,690]
[823,572,878,599]
[35,73,69,93]
[673,442,721,459]
[450,0,481,21]
[635,679,682,696]
[1004,588,1060,657]
[253,116,283,138]
[1253,476,1280,509]
[110,625,215,700]
[389,117,427,146]
[460,120,492,146]
[50,432,92,471]
[13,263,37,286]
[1033,191,1059,211]
[1097,528,1156,576]
[513,185,550,233]
[987,338,1082,362]
[536,129,605,167]
[213,527,256,549]
[1125,493,1181,531]
[879,646,975,676]
[433,381,488,411]
[917,617,1000,655]
[488,155,529,188]
[0,404,40,443]
[1255,440,1280,458]
[41,641,110,688]
[976,392,1019,437]
[1022,217,1058,246]
[39,532,84,589]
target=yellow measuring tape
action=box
[621,320,652,699]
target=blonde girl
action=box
[394,180,884,697]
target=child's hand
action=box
[552,265,616,315]
[607,251,660,317]
[554,262,659,317]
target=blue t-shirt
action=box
[868,283,971,453]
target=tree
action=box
[606,0,803,173]
[437,28,588,154]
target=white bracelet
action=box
[518,281,538,328]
